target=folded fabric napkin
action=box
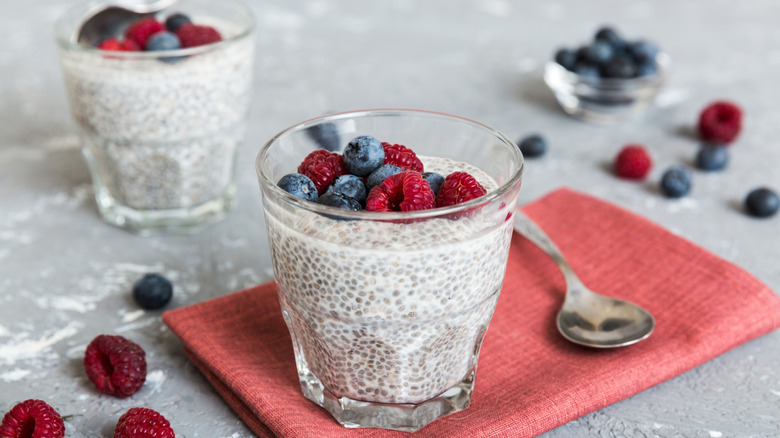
[162,187,780,437]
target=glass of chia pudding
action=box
[256,109,524,431]
[54,0,254,235]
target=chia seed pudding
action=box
[265,156,515,404]
[55,3,254,233]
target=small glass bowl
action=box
[543,53,670,124]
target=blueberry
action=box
[165,13,192,32]
[422,172,445,195]
[366,164,402,190]
[518,134,547,158]
[744,187,779,218]
[327,174,367,204]
[146,31,181,51]
[594,26,626,52]
[695,144,728,171]
[277,173,318,202]
[602,56,637,79]
[660,166,692,198]
[584,41,614,65]
[628,40,659,64]
[574,63,600,78]
[343,135,385,177]
[133,273,173,309]
[635,60,658,77]
[317,192,362,210]
[305,122,341,152]
[554,48,577,71]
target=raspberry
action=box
[176,23,222,48]
[0,399,65,438]
[297,149,346,195]
[124,17,165,49]
[84,335,147,398]
[113,408,174,438]
[120,39,141,51]
[698,101,742,144]
[614,144,652,179]
[96,37,122,51]
[381,142,424,172]
[435,172,487,208]
[365,171,435,212]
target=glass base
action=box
[93,182,236,236]
[298,365,475,432]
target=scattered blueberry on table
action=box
[132,273,174,310]
[517,134,548,158]
[695,143,728,171]
[744,187,779,218]
[660,166,692,198]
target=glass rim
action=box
[52,0,255,57]
[256,108,525,221]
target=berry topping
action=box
[744,187,779,218]
[584,40,614,65]
[145,31,181,51]
[698,101,743,144]
[326,174,367,205]
[435,172,487,208]
[113,408,174,438]
[421,172,445,195]
[614,144,652,179]
[176,23,222,48]
[0,399,65,438]
[96,37,122,51]
[132,273,173,309]
[124,17,165,49]
[518,134,548,158]
[278,173,318,202]
[628,40,659,64]
[317,192,362,210]
[381,142,424,172]
[660,166,692,198]
[297,149,346,195]
[84,335,146,398]
[366,164,402,191]
[695,144,728,171]
[366,171,435,212]
[343,136,385,177]
[305,122,341,152]
[164,13,192,33]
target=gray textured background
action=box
[2,0,779,437]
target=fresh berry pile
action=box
[0,399,65,438]
[553,26,661,79]
[94,12,222,52]
[277,135,487,212]
[83,334,147,398]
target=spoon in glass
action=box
[514,211,655,348]
[75,0,176,45]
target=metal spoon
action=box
[514,211,655,348]
[75,0,176,45]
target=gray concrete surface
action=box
[2,0,779,436]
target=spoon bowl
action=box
[514,211,655,348]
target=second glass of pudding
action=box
[54,0,254,235]
[256,109,524,431]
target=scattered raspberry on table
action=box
[113,408,175,438]
[83,334,147,398]
[0,399,65,438]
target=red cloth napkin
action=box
[163,188,780,437]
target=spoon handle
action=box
[513,211,583,288]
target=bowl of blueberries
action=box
[544,26,669,124]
